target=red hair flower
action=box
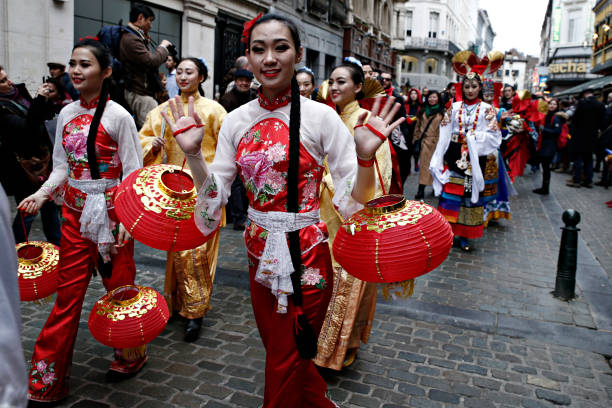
[241,13,263,46]
[79,35,99,42]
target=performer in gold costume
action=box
[139,57,227,342]
[314,58,392,369]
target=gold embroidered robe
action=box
[139,93,227,319]
[314,100,392,370]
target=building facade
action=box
[539,0,599,94]
[0,0,354,99]
[391,0,494,91]
[343,0,395,77]
[592,0,612,75]
[272,0,347,86]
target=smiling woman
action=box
[138,55,227,344]
[18,38,145,404]
[158,13,404,408]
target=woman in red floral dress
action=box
[161,14,404,408]
[18,38,144,406]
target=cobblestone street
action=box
[17,170,612,407]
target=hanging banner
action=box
[552,5,562,42]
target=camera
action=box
[167,44,178,58]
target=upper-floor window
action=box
[406,10,413,37]
[567,9,581,43]
[429,12,439,38]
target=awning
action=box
[554,75,612,97]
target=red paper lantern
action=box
[115,164,216,251]
[17,241,60,301]
[333,195,453,283]
[88,285,169,349]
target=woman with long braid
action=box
[18,38,144,405]
[160,14,404,408]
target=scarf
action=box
[424,103,440,117]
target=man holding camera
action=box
[120,4,174,128]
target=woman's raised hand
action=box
[160,96,205,156]
[354,96,405,160]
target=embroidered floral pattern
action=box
[63,114,121,180]
[266,141,286,162]
[64,131,88,162]
[30,359,57,393]
[238,148,287,205]
[204,177,218,198]
[301,267,326,289]
[300,170,318,211]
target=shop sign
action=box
[548,61,587,74]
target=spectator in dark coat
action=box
[567,89,605,188]
[0,66,60,245]
[119,3,173,128]
[380,71,411,189]
[47,61,79,101]
[534,99,564,195]
[218,69,256,230]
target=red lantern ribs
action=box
[88,285,169,349]
[333,195,453,284]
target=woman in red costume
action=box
[160,14,404,408]
[18,38,145,406]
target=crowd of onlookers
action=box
[2,3,612,250]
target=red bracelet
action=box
[365,123,387,141]
[354,124,364,130]
[357,155,374,167]
[173,124,196,136]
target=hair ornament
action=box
[452,50,504,79]
[79,35,100,42]
[241,12,263,45]
[199,58,209,72]
[297,66,314,76]
[344,56,363,67]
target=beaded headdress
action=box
[452,50,504,80]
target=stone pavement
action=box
[16,168,612,407]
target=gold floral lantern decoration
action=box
[17,241,60,301]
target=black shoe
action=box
[184,317,203,342]
[105,369,139,383]
[414,185,425,200]
[233,223,245,231]
[27,400,63,408]
[532,187,549,195]
[581,182,593,189]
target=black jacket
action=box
[0,84,53,196]
[539,112,562,158]
[219,88,257,113]
[569,96,605,154]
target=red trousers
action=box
[28,205,138,402]
[248,239,336,408]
